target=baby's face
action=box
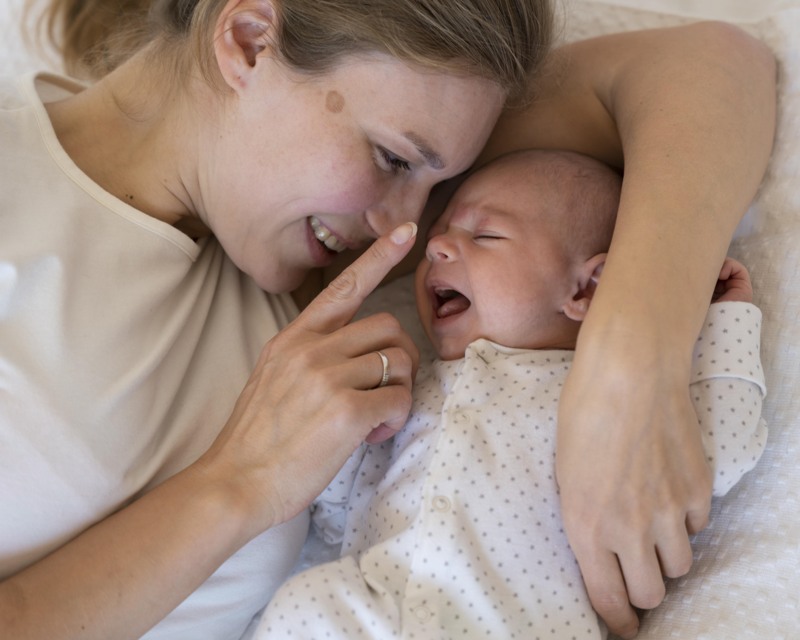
[415,167,576,360]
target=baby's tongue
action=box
[437,292,470,319]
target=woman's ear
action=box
[562,253,607,322]
[213,0,277,92]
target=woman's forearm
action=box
[0,464,258,640]
[587,21,776,353]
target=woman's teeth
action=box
[310,216,347,253]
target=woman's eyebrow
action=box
[404,131,445,170]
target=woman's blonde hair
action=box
[34,0,553,102]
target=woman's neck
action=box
[44,50,213,236]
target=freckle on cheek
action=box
[325,90,345,114]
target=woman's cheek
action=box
[329,178,385,217]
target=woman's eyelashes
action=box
[377,147,412,174]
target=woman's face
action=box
[200,53,505,293]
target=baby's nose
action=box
[426,234,455,262]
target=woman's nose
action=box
[366,185,429,237]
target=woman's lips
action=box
[310,216,348,253]
[305,218,337,267]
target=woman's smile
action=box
[309,216,349,253]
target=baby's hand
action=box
[712,257,752,303]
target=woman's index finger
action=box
[295,223,418,333]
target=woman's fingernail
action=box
[390,222,418,245]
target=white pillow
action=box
[0,0,61,76]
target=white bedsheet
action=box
[0,0,61,76]
[2,1,798,638]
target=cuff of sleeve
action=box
[691,302,766,396]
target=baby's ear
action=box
[213,0,277,91]
[562,253,606,322]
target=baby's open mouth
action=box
[434,287,471,319]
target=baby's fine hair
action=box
[35,0,554,102]
[542,150,621,259]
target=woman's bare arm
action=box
[480,21,776,638]
[0,465,256,639]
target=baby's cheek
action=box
[436,337,470,362]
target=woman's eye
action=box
[377,147,411,174]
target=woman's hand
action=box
[557,257,752,639]
[557,340,712,639]
[199,222,421,532]
[0,223,420,640]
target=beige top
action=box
[258,303,766,639]
[0,73,307,639]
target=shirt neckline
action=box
[20,71,203,261]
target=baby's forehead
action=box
[468,156,558,196]
[449,166,560,220]
[488,155,561,186]
[433,200,555,247]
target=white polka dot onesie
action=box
[255,301,767,639]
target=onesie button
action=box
[432,495,451,512]
[412,604,433,622]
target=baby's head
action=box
[415,149,621,360]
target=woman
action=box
[1,2,546,639]
[2,1,775,639]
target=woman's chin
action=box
[253,267,308,295]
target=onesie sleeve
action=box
[310,444,368,545]
[690,302,767,496]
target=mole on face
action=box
[325,90,345,114]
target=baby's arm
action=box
[310,444,369,546]
[691,259,766,496]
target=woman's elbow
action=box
[691,21,776,86]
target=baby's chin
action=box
[419,314,474,361]
[431,336,472,361]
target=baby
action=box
[254,150,767,639]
